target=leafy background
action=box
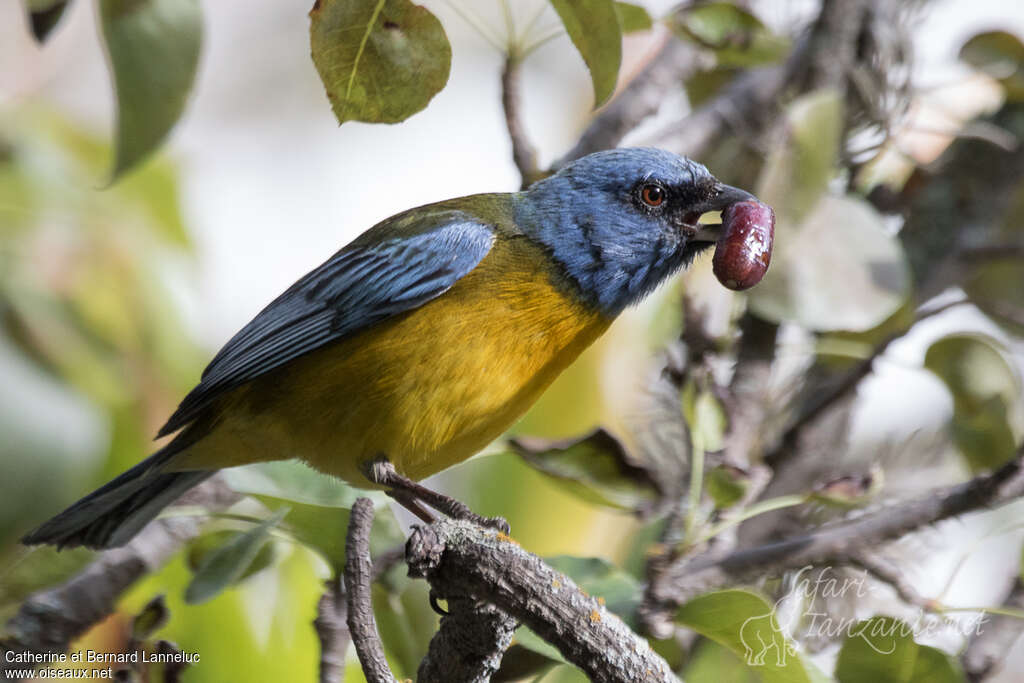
[2,0,1024,681]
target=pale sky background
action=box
[3,0,1024,676]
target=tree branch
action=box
[556,35,701,167]
[963,577,1024,681]
[417,595,517,683]
[406,519,678,683]
[343,498,396,683]
[502,55,541,188]
[645,448,1024,621]
[314,577,350,683]
[0,478,238,670]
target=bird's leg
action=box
[363,456,510,534]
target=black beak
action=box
[694,182,757,214]
[680,181,757,243]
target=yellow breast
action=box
[174,235,610,483]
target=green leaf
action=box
[835,616,962,682]
[131,594,169,640]
[676,589,814,683]
[372,578,438,678]
[924,334,1020,472]
[758,90,844,226]
[549,0,622,107]
[187,529,276,582]
[706,464,750,509]
[673,2,789,67]
[280,500,404,574]
[684,639,760,683]
[493,642,562,681]
[960,31,1024,101]
[510,627,568,668]
[748,194,911,332]
[964,256,1024,336]
[613,2,652,33]
[545,555,642,626]
[681,379,726,452]
[510,429,661,512]
[99,0,202,179]
[685,67,739,107]
[310,0,451,125]
[184,508,286,605]
[223,460,385,508]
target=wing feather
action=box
[157,217,495,436]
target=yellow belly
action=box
[171,235,610,483]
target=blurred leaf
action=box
[685,67,740,107]
[224,461,400,572]
[0,545,94,618]
[223,460,384,508]
[187,529,276,581]
[676,589,814,683]
[279,499,404,574]
[964,256,1024,336]
[0,331,106,546]
[510,627,568,668]
[310,0,451,125]
[835,616,962,682]
[184,508,287,605]
[673,2,788,67]
[613,2,652,33]
[493,642,561,682]
[549,0,622,107]
[706,464,750,509]
[681,379,726,452]
[114,157,191,246]
[131,594,169,640]
[99,0,202,179]
[749,195,911,332]
[684,639,760,683]
[510,429,661,512]
[24,0,70,42]
[545,555,642,626]
[758,90,843,226]
[960,31,1024,101]
[924,334,1020,472]
[373,578,438,678]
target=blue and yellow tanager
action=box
[25,148,755,549]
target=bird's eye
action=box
[640,184,666,208]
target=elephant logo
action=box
[740,611,797,666]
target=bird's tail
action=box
[21,444,214,550]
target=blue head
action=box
[517,148,752,316]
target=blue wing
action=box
[158,216,495,437]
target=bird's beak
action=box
[678,182,757,243]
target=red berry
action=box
[713,200,774,291]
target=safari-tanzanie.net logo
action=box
[738,566,989,667]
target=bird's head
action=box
[517,147,753,315]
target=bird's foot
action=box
[364,456,511,535]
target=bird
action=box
[23,147,755,550]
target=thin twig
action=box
[845,552,934,610]
[644,449,1024,624]
[501,55,541,188]
[314,577,350,683]
[963,578,1024,681]
[555,34,700,166]
[764,299,966,469]
[344,498,395,683]
[407,519,678,683]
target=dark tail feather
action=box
[22,447,214,550]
